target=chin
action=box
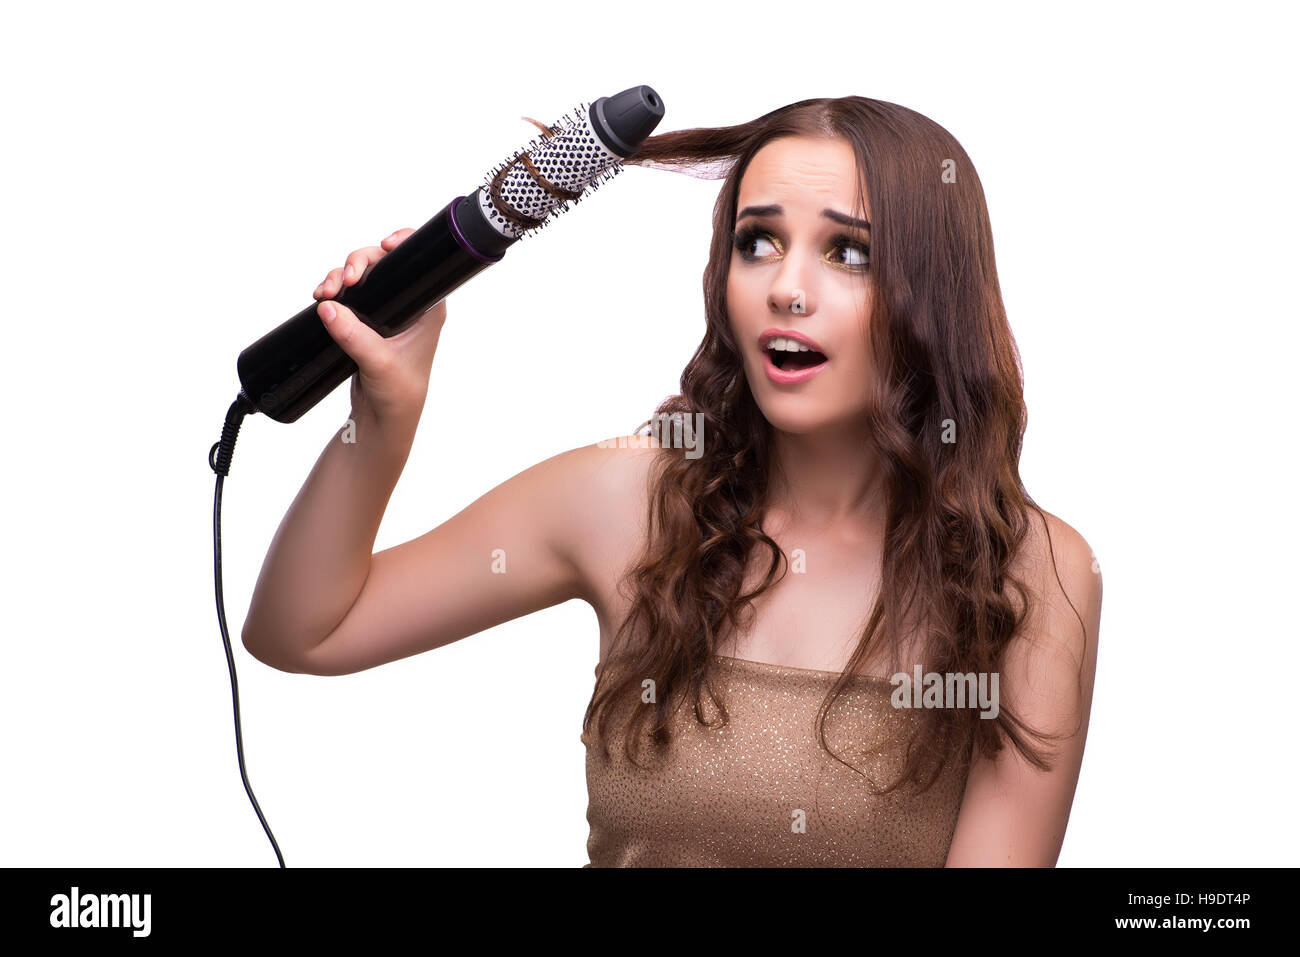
[753,390,872,438]
[753,400,834,436]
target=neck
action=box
[765,418,888,530]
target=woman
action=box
[241,96,1102,868]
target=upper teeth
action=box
[767,337,812,352]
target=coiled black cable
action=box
[209,392,284,867]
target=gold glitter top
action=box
[582,654,972,867]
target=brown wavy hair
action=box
[581,96,1088,795]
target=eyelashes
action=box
[731,224,870,271]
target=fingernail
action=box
[320,303,336,322]
[345,263,355,279]
[314,283,324,297]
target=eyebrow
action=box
[736,204,871,232]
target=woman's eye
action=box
[735,230,778,260]
[833,242,870,269]
[734,227,869,271]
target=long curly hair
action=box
[581,96,1087,795]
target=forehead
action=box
[737,136,867,217]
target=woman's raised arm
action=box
[239,227,639,675]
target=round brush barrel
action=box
[235,85,664,425]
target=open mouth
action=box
[766,347,828,371]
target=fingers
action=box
[315,264,343,300]
[316,299,389,377]
[380,227,415,250]
[313,230,414,299]
[343,246,382,284]
[314,247,380,300]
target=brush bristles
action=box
[478,100,626,241]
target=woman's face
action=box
[726,135,875,435]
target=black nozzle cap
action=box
[590,85,665,157]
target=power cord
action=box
[209,391,285,867]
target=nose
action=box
[768,281,811,316]
[767,254,813,316]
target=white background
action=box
[2,0,1295,868]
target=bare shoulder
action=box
[549,434,661,517]
[1003,507,1103,707]
[946,508,1103,865]
[1012,508,1103,620]
[543,435,663,607]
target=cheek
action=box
[726,274,753,339]
[726,270,744,315]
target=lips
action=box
[759,328,827,355]
[758,328,829,386]
[762,347,828,386]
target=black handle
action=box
[236,196,498,424]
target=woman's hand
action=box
[313,227,447,436]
